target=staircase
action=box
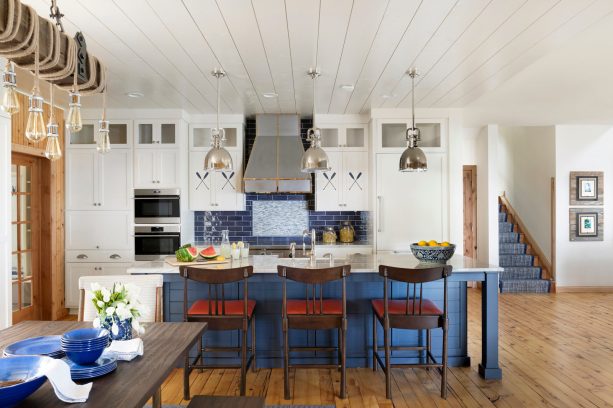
[498,204,552,293]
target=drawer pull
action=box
[77,254,88,260]
[110,254,121,260]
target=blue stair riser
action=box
[500,267,542,280]
[499,232,520,243]
[500,255,534,267]
[500,279,550,293]
[499,222,514,233]
[499,243,527,255]
[498,212,507,222]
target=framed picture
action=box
[570,171,603,205]
[569,208,603,241]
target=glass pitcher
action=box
[220,230,231,258]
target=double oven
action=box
[134,189,181,261]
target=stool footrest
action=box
[289,363,340,369]
[289,346,338,352]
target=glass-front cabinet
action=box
[377,118,446,152]
[67,120,132,148]
[189,123,242,150]
[135,120,179,147]
[319,125,367,151]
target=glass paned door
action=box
[11,153,40,322]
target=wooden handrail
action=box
[499,193,554,282]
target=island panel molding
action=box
[570,171,603,206]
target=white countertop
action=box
[127,253,502,275]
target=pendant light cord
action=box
[216,72,220,132]
[102,66,107,121]
[72,42,78,92]
[411,73,415,130]
[49,82,54,121]
[312,72,316,129]
[34,30,39,90]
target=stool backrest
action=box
[180,265,254,318]
[78,275,164,323]
[378,264,452,329]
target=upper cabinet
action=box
[377,118,446,152]
[67,120,132,148]
[315,151,369,212]
[319,125,367,151]
[189,123,243,151]
[134,149,179,188]
[135,120,180,147]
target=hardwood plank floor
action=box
[149,289,613,407]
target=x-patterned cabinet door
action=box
[213,151,243,211]
[315,151,342,211]
[342,151,369,211]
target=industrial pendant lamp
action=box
[25,41,45,142]
[44,83,62,161]
[66,46,82,133]
[1,61,19,114]
[204,68,232,171]
[97,68,111,154]
[301,68,330,173]
[399,68,427,172]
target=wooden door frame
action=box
[463,165,478,259]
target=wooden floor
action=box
[154,289,613,407]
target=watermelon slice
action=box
[176,244,198,262]
[200,246,218,259]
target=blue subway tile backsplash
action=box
[194,118,371,246]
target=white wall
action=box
[0,111,11,329]
[555,125,613,288]
[497,126,555,260]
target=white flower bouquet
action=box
[90,282,148,339]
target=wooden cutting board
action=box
[164,256,230,267]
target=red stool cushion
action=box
[371,299,443,318]
[286,299,343,315]
[188,299,256,316]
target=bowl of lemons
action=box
[410,240,456,264]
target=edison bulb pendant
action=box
[1,64,19,114]
[44,121,62,161]
[67,90,82,133]
[97,120,111,154]
[25,90,45,142]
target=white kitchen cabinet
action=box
[315,151,368,211]
[375,153,447,252]
[66,149,131,211]
[188,150,245,211]
[189,124,242,150]
[377,119,446,152]
[135,120,179,147]
[319,125,367,151]
[66,211,132,251]
[67,120,132,148]
[134,149,179,188]
[65,262,132,308]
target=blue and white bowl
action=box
[0,356,48,408]
[410,243,456,264]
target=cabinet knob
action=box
[96,245,100,249]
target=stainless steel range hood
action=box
[243,114,312,193]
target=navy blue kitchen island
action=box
[128,254,503,380]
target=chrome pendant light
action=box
[204,68,233,171]
[44,83,62,161]
[1,61,19,114]
[301,68,330,173]
[97,68,111,154]
[399,68,427,172]
[25,40,45,142]
[66,47,83,133]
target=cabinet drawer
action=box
[66,250,133,263]
[65,262,134,308]
[318,246,373,259]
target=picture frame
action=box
[570,171,603,205]
[569,208,603,241]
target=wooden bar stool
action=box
[277,264,351,400]
[180,265,256,399]
[372,264,452,400]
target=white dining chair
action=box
[78,275,164,322]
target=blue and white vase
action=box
[102,316,133,341]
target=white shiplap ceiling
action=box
[20,0,613,115]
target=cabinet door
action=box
[66,150,98,210]
[315,151,342,211]
[135,122,156,146]
[341,151,368,211]
[159,121,179,146]
[213,151,244,210]
[98,149,130,210]
[157,150,179,188]
[375,153,446,251]
[134,149,157,188]
[188,151,213,210]
[65,263,96,308]
[66,211,132,250]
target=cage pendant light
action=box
[25,40,45,142]
[399,68,427,172]
[97,69,111,154]
[204,68,233,171]
[301,68,330,173]
[44,83,61,161]
[1,61,19,114]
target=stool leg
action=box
[283,322,290,400]
[183,351,190,400]
[337,328,342,372]
[340,326,347,399]
[240,322,247,396]
[426,329,431,370]
[372,313,377,372]
[384,324,391,400]
[251,315,257,372]
[441,324,448,399]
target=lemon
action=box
[440,242,450,247]
[417,240,427,246]
[216,256,225,261]
[428,240,439,247]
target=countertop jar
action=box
[322,226,337,244]
[339,221,355,243]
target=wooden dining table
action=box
[0,320,206,408]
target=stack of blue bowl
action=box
[60,328,109,365]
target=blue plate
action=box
[62,355,117,380]
[4,336,63,358]
[0,356,48,408]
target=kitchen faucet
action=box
[303,228,317,264]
